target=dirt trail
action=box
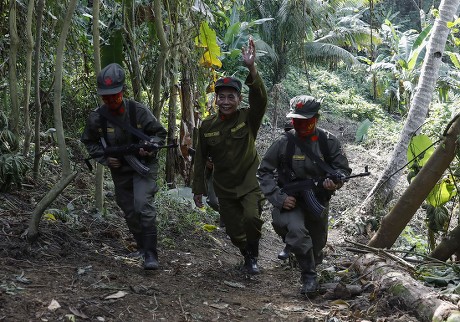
[0,119,420,321]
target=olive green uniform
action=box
[257,128,351,261]
[81,99,167,238]
[192,73,267,250]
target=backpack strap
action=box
[317,128,331,165]
[127,99,138,143]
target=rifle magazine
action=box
[124,155,150,176]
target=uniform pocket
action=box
[230,122,249,139]
[204,131,223,146]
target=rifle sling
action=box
[97,101,151,142]
[285,131,336,176]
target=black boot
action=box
[143,231,159,270]
[297,249,318,295]
[242,240,260,275]
[278,244,291,260]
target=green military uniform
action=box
[81,99,167,243]
[192,72,267,251]
[257,128,351,262]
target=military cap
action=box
[286,95,321,119]
[97,63,125,95]
[215,77,242,94]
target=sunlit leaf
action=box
[407,135,434,168]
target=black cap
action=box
[286,95,321,119]
[215,77,242,94]
[97,63,125,95]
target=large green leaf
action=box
[355,118,372,143]
[407,134,434,168]
[426,178,457,207]
[195,22,222,69]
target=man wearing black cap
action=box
[257,95,351,295]
[81,63,167,270]
[192,38,267,275]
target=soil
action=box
[0,117,422,322]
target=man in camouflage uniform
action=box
[192,39,267,275]
[81,63,167,270]
[257,95,351,294]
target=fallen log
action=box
[352,253,460,322]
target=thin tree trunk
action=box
[32,0,45,179]
[179,68,195,186]
[22,0,35,156]
[430,225,460,261]
[92,0,104,212]
[368,114,460,248]
[54,0,78,176]
[358,0,460,226]
[26,171,77,241]
[152,0,168,119]
[165,58,178,189]
[27,0,78,240]
[8,0,19,137]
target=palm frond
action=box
[304,42,360,66]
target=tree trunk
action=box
[8,0,19,138]
[26,171,78,241]
[165,57,178,189]
[27,0,78,241]
[54,0,78,177]
[22,0,35,156]
[179,68,195,186]
[152,0,168,119]
[368,114,460,248]
[353,253,460,322]
[92,0,105,213]
[430,225,460,261]
[32,0,45,179]
[358,0,460,226]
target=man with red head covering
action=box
[257,95,351,296]
[81,63,167,270]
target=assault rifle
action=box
[85,141,178,176]
[281,166,370,219]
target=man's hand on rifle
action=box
[138,147,153,157]
[107,157,122,169]
[323,177,343,191]
[282,196,297,210]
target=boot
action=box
[143,230,159,270]
[278,245,291,260]
[297,249,318,295]
[242,240,260,275]
[127,233,144,258]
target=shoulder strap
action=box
[287,131,336,175]
[128,100,138,142]
[97,103,151,142]
[317,128,331,165]
[277,132,296,185]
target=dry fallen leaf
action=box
[48,299,61,311]
[104,291,128,300]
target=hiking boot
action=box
[143,230,159,270]
[244,256,260,275]
[297,249,318,295]
[278,245,291,260]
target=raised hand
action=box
[241,37,257,78]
